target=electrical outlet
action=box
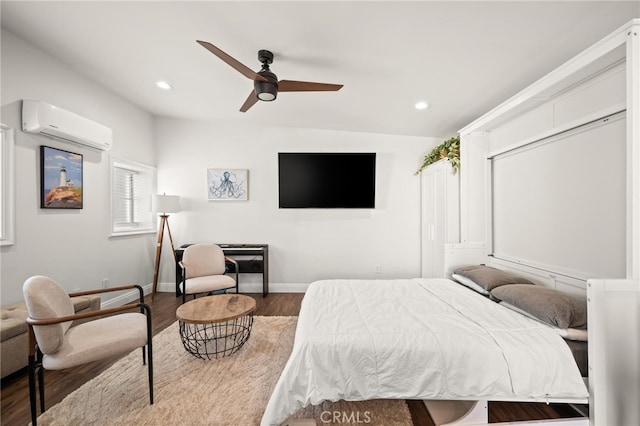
[102,278,109,288]
[375,265,382,274]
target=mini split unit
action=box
[22,100,113,151]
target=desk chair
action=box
[178,243,239,303]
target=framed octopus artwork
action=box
[207,168,248,201]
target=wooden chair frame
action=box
[25,284,153,426]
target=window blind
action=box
[111,159,155,235]
[113,166,138,227]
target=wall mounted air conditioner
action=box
[22,100,113,151]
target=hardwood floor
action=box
[0,292,584,425]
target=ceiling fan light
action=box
[255,80,278,102]
[257,91,276,101]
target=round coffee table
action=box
[176,294,257,359]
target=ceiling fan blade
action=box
[196,40,267,82]
[278,80,343,92]
[240,90,259,112]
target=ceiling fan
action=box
[196,40,343,112]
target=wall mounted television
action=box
[278,152,376,208]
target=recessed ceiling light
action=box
[156,81,173,90]
[414,101,429,110]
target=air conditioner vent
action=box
[22,100,113,151]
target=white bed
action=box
[261,278,588,426]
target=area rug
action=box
[36,316,413,425]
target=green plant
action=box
[415,135,460,175]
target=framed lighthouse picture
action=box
[40,145,83,209]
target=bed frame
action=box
[432,247,639,426]
[429,18,640,425]
[429,245,590,425]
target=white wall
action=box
[154,117,438,289]
[0,30,157,305]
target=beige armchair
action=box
[178,243,239,303]
[23,275,153,426]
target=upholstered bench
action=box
[1,295,101,378]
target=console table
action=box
[175,244,269,297]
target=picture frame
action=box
[207,168,248,201]
[40,145,83,209]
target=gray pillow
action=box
[452,265,534,292]
[491,284,587,329]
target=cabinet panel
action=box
[553,62,625,127]
[421,160,459,278]
[459,132,488,244]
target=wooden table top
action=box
[176,294,257,324]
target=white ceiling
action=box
[2,1,638,138]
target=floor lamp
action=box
[151,193,181,300]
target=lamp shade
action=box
[151,194,180,214]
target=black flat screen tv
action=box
[278,152,376,208]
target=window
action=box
[110,157,156,236]
[0,124,15,246]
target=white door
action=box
[421,160,459,278]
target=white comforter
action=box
[261,278,588,425]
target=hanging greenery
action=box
[415,135,460,175]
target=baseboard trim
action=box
[100,283,153,309]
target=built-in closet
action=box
[420,159,459,278]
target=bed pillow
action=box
[491,284,587,330]
[452,265,534,292]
